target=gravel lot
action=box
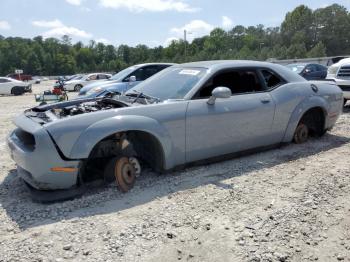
[0,81,350,261]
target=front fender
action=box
[69,115,173,168]
[282,96,329,142]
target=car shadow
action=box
[0,133,349,231]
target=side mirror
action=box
[129,75,136,83]
[207,87,232,105]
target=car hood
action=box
[19,96,181,158]
[334,58,350,67]
[79,80,120,94]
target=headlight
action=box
[328,65,339,75]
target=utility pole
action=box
[184,29,192,58]
[184,29,187,58]
[259,42,265,53]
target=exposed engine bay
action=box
[25,97,130,123]
[56,98,129,117]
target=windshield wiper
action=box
[128,90,161,104]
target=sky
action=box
[0,0,349,47]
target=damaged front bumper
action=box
[7,113,81,191]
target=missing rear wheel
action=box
[293,123,309,144]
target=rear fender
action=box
[282,96,328,142]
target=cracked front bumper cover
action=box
[7,115,81,190]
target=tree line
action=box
[0,3,350,76]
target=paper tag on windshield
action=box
[179,69,200,76]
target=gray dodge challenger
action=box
[7,61,343,197]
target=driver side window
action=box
[127,68,144,81]
[195,69,263,99]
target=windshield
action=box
[127,67,207,101]
[286,64,305,74]
[68,75,83,81]
[110,66,137,81]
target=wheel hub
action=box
[294,123,309,144]
[114,157,137,192]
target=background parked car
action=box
[7,61,343,194]
[327,57,350,105]
[7,73,33,82]
[77,84,130,100]
[78,63,175,96]
[32,76,41,84]
[286,63,328,80]
[0,77,31,95]
[64,73,112,92]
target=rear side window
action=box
[98,74,108,80]
[88,74,97,80]
[0,78,10,83]
[261,70,284,89]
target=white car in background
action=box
[327,57,350,104]
[64,73,112,92]
[0,77,32,95]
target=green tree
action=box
[307,42,327,58]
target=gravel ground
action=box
[0,82,350,261]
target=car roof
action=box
[176,60,306,83]
[287,63,308,66]
[133,62,177,68]
[178,60,284,70]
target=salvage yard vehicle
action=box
[78,63,175,96]
[7,60,343,199]
[64,73,112,92]
[0,77,32,95]
[286,63,327,81]
[7,73,33,82]
[35,79,68,105]
[327,57,350,105]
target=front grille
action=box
[14,129,35,151]
[337,66,350,78]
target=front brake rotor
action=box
[129,157,141,177]
[115,157,136,192]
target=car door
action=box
[0,78,13,94]
[185,69,276,163]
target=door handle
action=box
[260,98,271,104]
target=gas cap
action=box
[311,84,318,93]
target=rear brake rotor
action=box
[294,123,309,144]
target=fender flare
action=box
[69,115,174,169]
[282,96,329,142]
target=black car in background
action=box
[286,63,328,80]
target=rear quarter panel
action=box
[272,81,342,143]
